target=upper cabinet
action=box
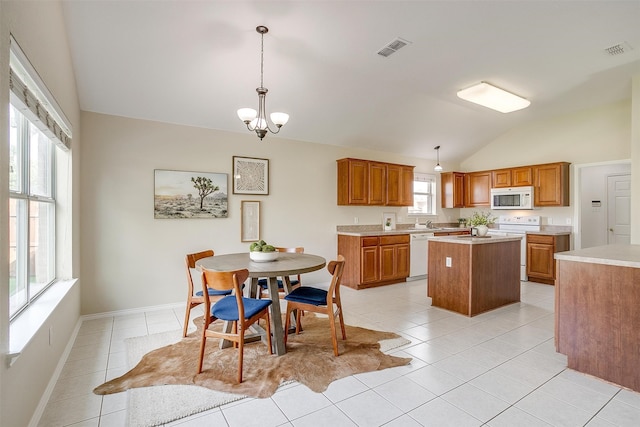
[492,166,533,188]
[441,161,569,209]
[464,171,491,207]
[441,172,465,208]
[533,162,570,207]
[337,158,415,206]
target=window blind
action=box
[9,36,72,151]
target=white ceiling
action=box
[61,0,640,164]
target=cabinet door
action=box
[402,166,415,206]
[368,162,386,205]
[534,163,569,206]
[379,245,396,281]
[527,242,555,282]
[465,171,491,207]
[512,167,533,186]
[441,172,465,208]
[361,246,379,284]
[337,159,368,205]
[396,244,410,278]
[386,164,402,206]
[492,169,512,188]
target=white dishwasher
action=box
[408,232,434,280]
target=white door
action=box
[607,174,631,244]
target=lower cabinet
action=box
[526,234,570,285]
[338,234,410,289]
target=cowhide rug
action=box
[94,314,412,398]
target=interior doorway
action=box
[578,162,631,249]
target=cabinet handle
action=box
[609,228,614,232]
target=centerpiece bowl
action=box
[249,251,279,262]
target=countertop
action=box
[429,235,523,245]
[336,224,571,237]
[554,244,640,268]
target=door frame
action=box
[573,160,632,249]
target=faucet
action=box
[426,220,433,228]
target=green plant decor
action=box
[467,211,496,226]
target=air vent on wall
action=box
[604,41,633,56]
[377,37,411,57]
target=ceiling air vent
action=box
[604,41,633,56]
[377,37,411,57]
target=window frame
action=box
[9,99,57,320]
[408,172,437,216]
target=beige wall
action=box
[462,100,631,171]
[79,112,443,314]
[0,1,81,426]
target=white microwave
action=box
[490,186,534,210]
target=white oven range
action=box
[487,215,541,281]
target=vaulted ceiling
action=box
[61,0,640,164]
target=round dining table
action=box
[197,252,326,355]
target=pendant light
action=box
[237,26,289,140]
[434,145,443,172]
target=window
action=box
[9,105,57,318]
[8,36,71,320]
[408,172,436,216]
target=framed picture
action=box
[233,156,269,195]
[241,200,260,242]
[382,212,397,230]
[154,169,228,219]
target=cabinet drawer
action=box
[361,237,379,247]
[527,234,554,245]
[379,234,410,245]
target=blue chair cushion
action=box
[258,278,300,289]
[284,287,328,306]
[196,288,232,297]
[212,296,272,321]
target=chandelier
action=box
[237,26,289,140]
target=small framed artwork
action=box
[382,212,397,230]
[233,156,269,195]
[154,169,228,219]
[241,200,260,242]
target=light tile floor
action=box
[38,279,640,426]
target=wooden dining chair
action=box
[183,250,234,337]
[258,246,304,299]
[284,255,346,356]
[198,267,273,383]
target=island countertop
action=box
[430,235,522,245]
[554,244,640,268]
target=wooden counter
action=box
[427,235,521,316]
[555,244,640,392]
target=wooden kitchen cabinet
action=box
[338,233,410,289]
[337,158,414,206]
[441,172,465,208]
[387,164,415,206]
[533,162,570,207]
[464,171,491,207]
[492,167,533,188]
[368,161,386,205]
[526,233,570,285]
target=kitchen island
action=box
[428,235,522,316]
[555,244,640,392]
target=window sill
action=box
[7,278,78,367]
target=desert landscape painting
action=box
[154,170,228,219]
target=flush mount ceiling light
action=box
[237,26,289,140]
[457,82,530,113]
[434,145,443,172]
